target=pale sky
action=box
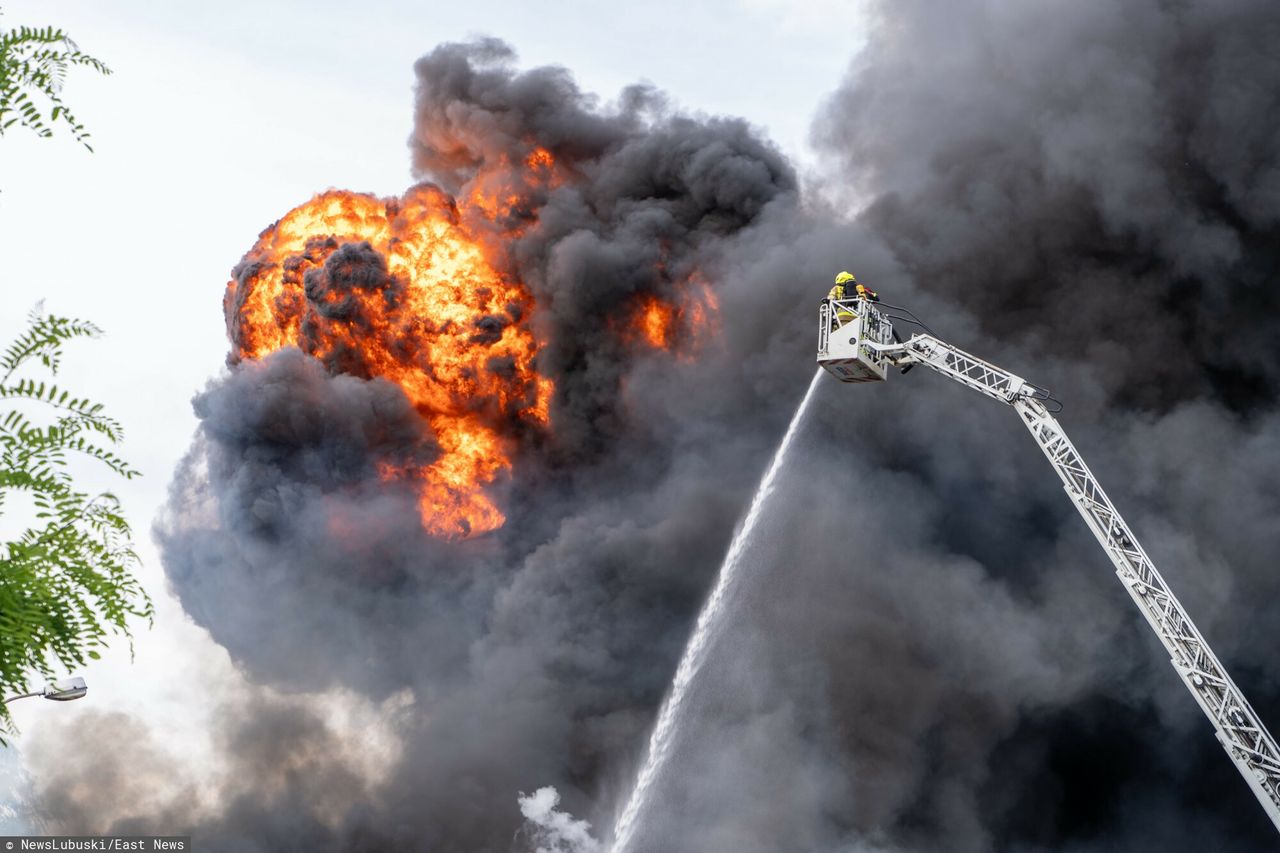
[0,0,867,823]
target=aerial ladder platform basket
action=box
[817,295,1280,836]
[817,298,896,383]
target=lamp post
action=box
[3,677,88,704]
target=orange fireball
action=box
[225,184,552,539]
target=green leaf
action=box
[0,308,150,744]
[0,14,109,149]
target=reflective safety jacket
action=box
[828,283,856,324]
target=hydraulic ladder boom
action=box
[818,299,1280,833]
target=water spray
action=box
[610,369,824,852]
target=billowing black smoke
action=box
[27,3,1280,850]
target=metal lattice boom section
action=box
[902,336,1027,402]
[1012,397,1280,825]
[873,330,1280,833]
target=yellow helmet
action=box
[834,271,856,285]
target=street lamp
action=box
[3,677,88,704]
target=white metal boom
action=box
[818,297,1280,834]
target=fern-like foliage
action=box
[0,7,111,149]
[0,308,152,739]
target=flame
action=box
[226,184,551,539]
[465,146,565,224]
[626,276,721,358]
[637,296,677,349]
[525,146,555,172]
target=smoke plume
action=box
[519,787,603,853]
[24,3,1280,850]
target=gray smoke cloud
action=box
[25,3,1280,850]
